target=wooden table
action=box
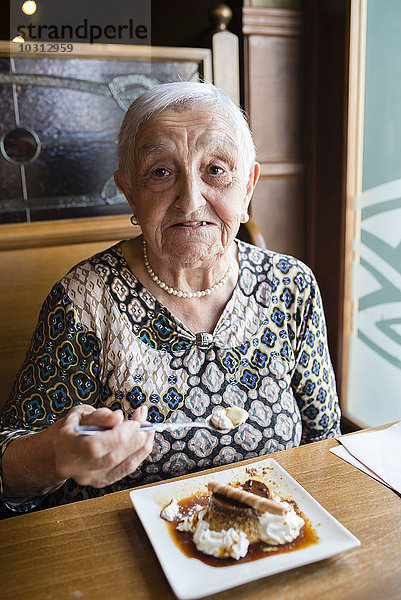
[1,435,401,600]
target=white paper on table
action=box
[333,421,401,494]
[329,445,392,489]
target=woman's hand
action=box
[53,405,155,489]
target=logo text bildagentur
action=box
[17,19,148,44]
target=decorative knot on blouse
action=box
[195,332,214,348]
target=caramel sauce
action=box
[166,490,320,568]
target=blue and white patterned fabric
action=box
[0,240,341,512]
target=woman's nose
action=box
[174,171,206,213]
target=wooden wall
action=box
[243,6,306,260]
[303,0,349,403]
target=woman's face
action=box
[116,106,259,267]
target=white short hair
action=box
[117,81,256,177]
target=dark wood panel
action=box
[247,35,304,162]
[303,0,349,400]
[243,6,304,37]
[251,175,305,260]
[243,6,306,269]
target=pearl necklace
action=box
[143,239,233,298]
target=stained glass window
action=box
[0,54,201,223]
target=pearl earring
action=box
[240,213,249,224]
[130,214,139,226]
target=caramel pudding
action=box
[161,479,318,565]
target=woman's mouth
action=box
[173,221,211,228]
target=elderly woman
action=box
[0,82,340,513]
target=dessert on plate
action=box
[210,406,248,431]
[161,479,305,561]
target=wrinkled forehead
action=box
[134,105,240,161]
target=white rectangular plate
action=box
[130,459,360,600]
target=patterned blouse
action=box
[0,240,341,513]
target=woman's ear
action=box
[244,162,261,212]
[114,170,135,211]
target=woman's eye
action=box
[152,167,170,178]
[208,165,224,175]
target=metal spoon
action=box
[74,415,230,436]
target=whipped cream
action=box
[258,502,304,545]
[160,498,181,521]
[211,406,248,430]
[178,508,249,560]
[211,408,233,430]
[162,499,204,526]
